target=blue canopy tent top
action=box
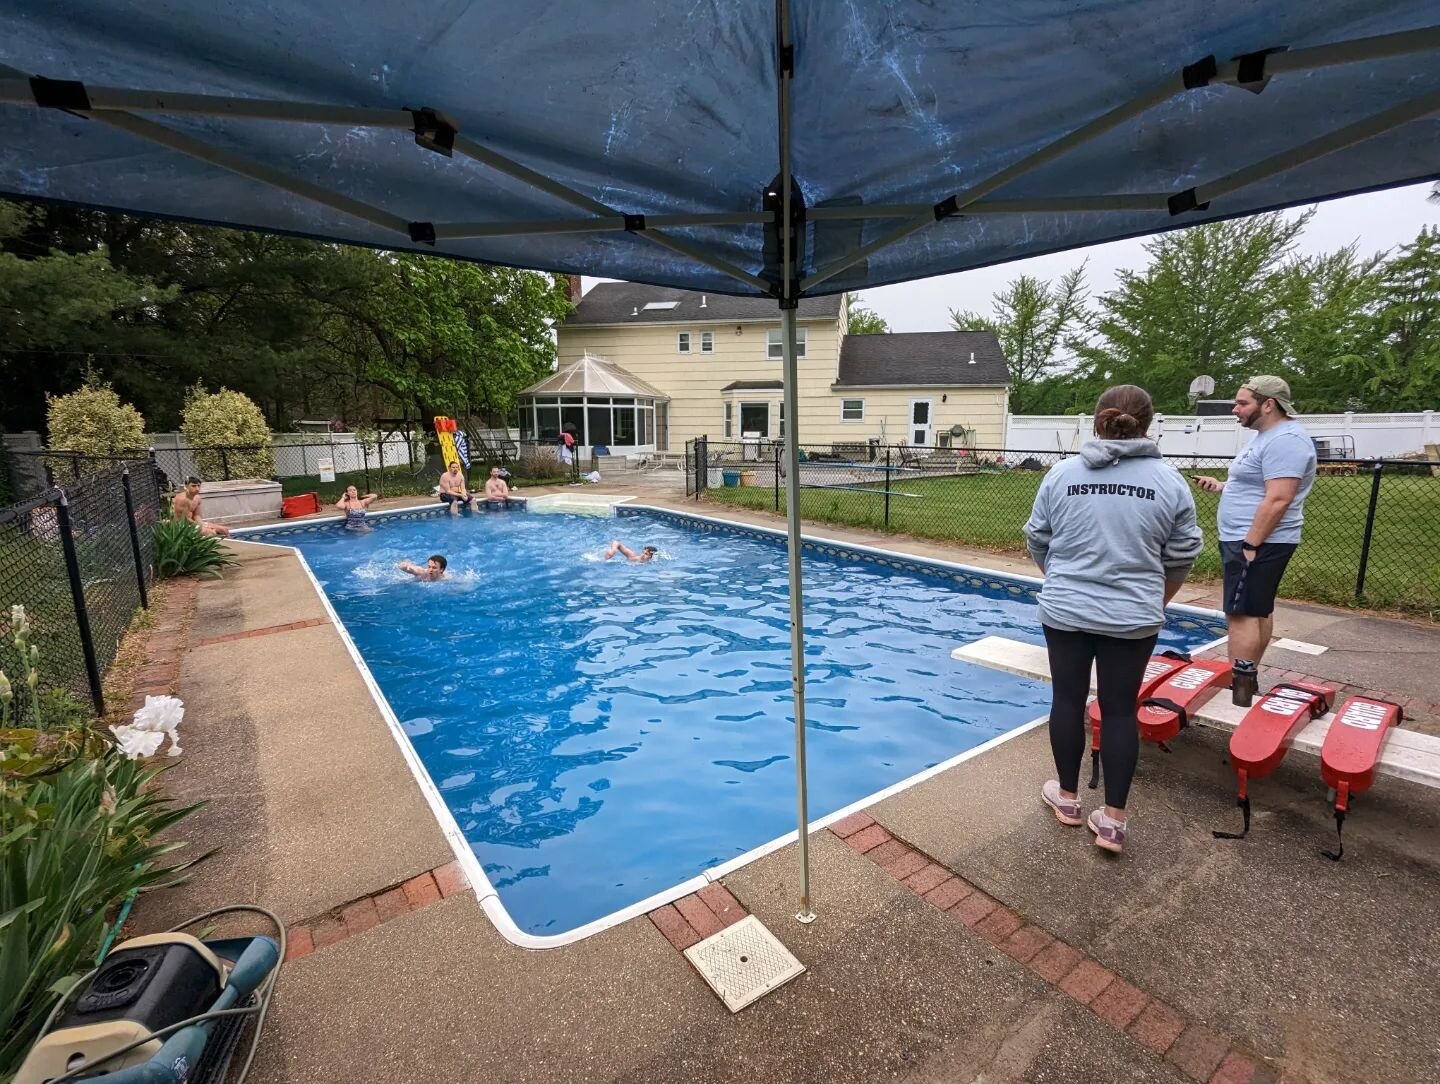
[3,0,1437,932]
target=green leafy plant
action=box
[0,755,204,1077]
[153,516,235,578]
[181,385,276,480]
[44,368,147,458]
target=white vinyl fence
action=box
[146,430,420,480]
[1008,410,1439,460]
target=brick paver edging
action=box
[648,883,749,950]
[284,861,471,961]
[127,578,201,710]
[194,615,330,648]
[827,811,1292,1084]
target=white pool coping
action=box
[224,501,1229,949]
[952,635,1440,789]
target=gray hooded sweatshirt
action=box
[1024,439,1203,638]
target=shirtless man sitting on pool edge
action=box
[172,477,230,537]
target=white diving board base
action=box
[952,636,1440,791]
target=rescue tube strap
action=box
[1212,795,1250,840]
[1141,696,1189,728]
[1088,749,1100,790]
[1321,808,1345,862]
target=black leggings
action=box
[1043,625,1158,810]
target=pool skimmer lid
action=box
[683,915,805,1012]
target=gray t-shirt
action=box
[1217,420,1317,544]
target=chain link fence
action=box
[0,460,161,717]
[687,439,1440,616]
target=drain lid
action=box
[683,914,805,1012]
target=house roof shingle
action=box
[721,380,784,391]
[566,282,840,326]
[835,331,1008,388]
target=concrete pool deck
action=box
[128,496,1440,1083]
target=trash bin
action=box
[739,470,755,486]
[707,468,723,487]
[722,470,741,487]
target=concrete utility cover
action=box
[683,915,805,1013]
[1272,638,1328,656]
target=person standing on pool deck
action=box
[1191,376,1316,707]
[1024,385,1203,853]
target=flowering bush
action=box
[180,384,276,480]
[45,371,146,457]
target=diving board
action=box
[952,636,1440,790]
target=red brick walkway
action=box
[193,615,329,648]
[826,811,1288,1084]
[284,861,471,961]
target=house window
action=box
[739,402,770,438]
[778,401,785,439]
[677,331,691,353]
[724,401,733,438]
[841,399,864,421]
[700,331,714,353]
[766,326,807,359]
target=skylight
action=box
[641,301,680,310]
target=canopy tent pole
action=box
[773,0,815,927]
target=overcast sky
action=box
[584,182,1439,332]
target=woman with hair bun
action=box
[1023,385,1203,853]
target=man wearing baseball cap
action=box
[1192,376,1316,706]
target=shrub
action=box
[154,517,236,578]
[44,371,146,458]
[180,385,276,480]
[0,755,202,1076]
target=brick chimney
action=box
[566,275,583,304]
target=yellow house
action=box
[528,282,1009,457]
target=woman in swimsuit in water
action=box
[336,485,378,530]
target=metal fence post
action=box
[120,468,150,610]
[377,434,386,497]
[55,493,106,716]
[884,447,892,529]
[71,454,81,481]
[697,435,707,499]
[219,447,230,480]
[774,442,781,512]
[1355,460,1384,598]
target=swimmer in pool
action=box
[603,540,658,563]
[398,554,447,581]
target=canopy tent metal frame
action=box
[3,11,1440,929]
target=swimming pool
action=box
[243,504,1225,943]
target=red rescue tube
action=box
[1086,651,1191,788]
[1230,681,1335,786]
[1136,659,1233,743]
[1320,696,1402,810]
[1214,681,1334,840]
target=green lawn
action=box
[702,467,1440,616]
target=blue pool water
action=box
[255,507,1222,935]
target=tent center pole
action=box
[780,303,815,924]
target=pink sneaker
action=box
[1088,809,1127,853]
[1041,780,1083,826]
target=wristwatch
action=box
[1241,541,1259,554]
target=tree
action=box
[949,266,1088,412]
[1071,213,1309,411]
[845,294,890,334]
[45,370,146,455]
[1362,226,1440,411]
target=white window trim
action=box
[766,326,807,360]
[840,398,865,422]
[700,330,714,353]
[677,331,691,354]
[723,401,733,438]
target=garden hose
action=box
[38,904,286,1084]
